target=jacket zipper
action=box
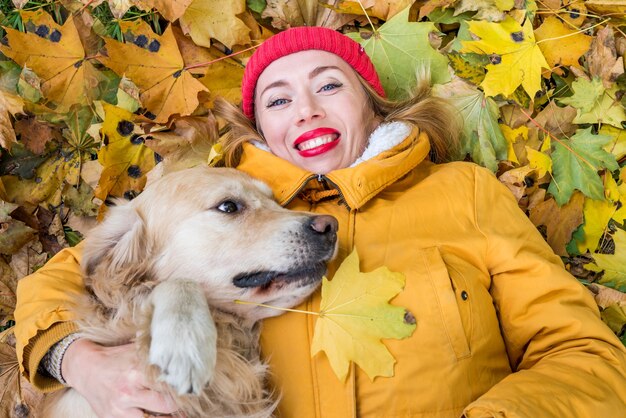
[283,174,351,209]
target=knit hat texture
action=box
[241,26,385,120]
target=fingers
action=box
[134,388,179,415]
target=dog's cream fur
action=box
[43,166,337,418]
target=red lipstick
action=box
[294,128,340,158]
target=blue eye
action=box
[267,98,289,107]
[319,83,342,92]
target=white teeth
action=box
[297,135,336,151]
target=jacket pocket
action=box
[419,246,471,360]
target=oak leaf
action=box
[348,6,450,100]
[461,16,549,98]
[311,249,416,382]
[99,21,207,123]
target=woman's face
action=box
[254,50,380,174]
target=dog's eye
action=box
[217,200,239,213]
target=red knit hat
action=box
[241,26,385,120]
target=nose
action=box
[309,215,338,235]
[296,92,325,125]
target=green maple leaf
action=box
[460,16,549,98]
[548,128,618,205]
[311,249,416,382]
[432,77,507,171]
[586,228,626,292]
[347,6,450,100]
[558,78,626,129]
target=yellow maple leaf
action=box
[533,16,592,74]
[499,124,527,164]
[601,125,626,161]
[577,197,621,254]
[461,16,549,98]
[311,249,416,382]
[99,21,207,123]
[526,136,552,178]
[136,0,194,21]
[95,104,156,203]
[585,228,626,292]
[0,92,24,151]
[180,0,251,49]
[0,10,96,110]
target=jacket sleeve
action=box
[14,242,86,392]
[464,166,626,418]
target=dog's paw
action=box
[149,313,217,395]
[148,281,218,395]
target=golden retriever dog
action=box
[44,166,338,418]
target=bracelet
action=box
[43,333,82,386]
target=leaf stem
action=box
[356,0,376,33]
[519,107,596,171]
[234,300,319,316]
[536,19,609,45]
[184,44,259,71]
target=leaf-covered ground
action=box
[1,0,626,411]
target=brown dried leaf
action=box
[498,165,535,203]
[0,216,36,256]
[529,192,584,256]
[0,93,24,151]
[144,115,216,174]
[0,257,17,326]
[586,27,624,88]
[13,118,61,155]
[530,100,577,143]
[0,338,44,418]
[9,241,47,280]
[0,341,20,418]
[588,283,626,309]
[137,0,194,21]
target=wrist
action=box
[60,337,93,388]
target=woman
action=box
[15,26,626,417]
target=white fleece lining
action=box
[350,122,411,167]
[252,121,412,170]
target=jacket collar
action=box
[236,125,430,209]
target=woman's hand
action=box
[62,339,179,418]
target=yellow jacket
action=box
[15,128,626,417]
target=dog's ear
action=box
[83,201,149,288]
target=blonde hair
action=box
[213,71,461,168]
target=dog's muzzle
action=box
[233,214,338,289]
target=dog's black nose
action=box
[309,215,338,235]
